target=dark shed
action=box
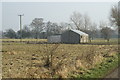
[61,29,89,44]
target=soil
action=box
[105,66,120,78]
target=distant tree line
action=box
[1,4,119,41]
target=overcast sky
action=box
[1,2,117,31]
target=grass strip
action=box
[75,53,119,79]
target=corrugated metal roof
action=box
[70,29,88,36]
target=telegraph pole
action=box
[18,14,24,42]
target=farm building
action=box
[61,29,89,44]
[47,29,89,44]
[47,35,61,43]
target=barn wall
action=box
[86,36,89,42]
[69,30,80,43]
[61,31,70,43]
[61,30,80,44]
[47,35,61,43]
[80,35,89,43]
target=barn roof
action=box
[70,29,88,36]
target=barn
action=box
[47,35,61,43]
[47,29,89,44]
[61,29,89,44]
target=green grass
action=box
[75,53,119,79]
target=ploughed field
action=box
[1,39,119,78]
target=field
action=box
[1,39,119,78]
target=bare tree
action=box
[83,14,91,30]
[52,23,61,34]
[59,22,75,32]
[99,21,107,29]
[46,21,52,36]
[99,21,114,42]
[23,25,31,32]
[30,18,44,39]
[101,27,113,42]
[90,23,97,38]
[59,22,69,30]
[109,5,120,27]
[4,29,17,38]
[20,25,31,38]
[46,22,62,36]
[70,11,84,30]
